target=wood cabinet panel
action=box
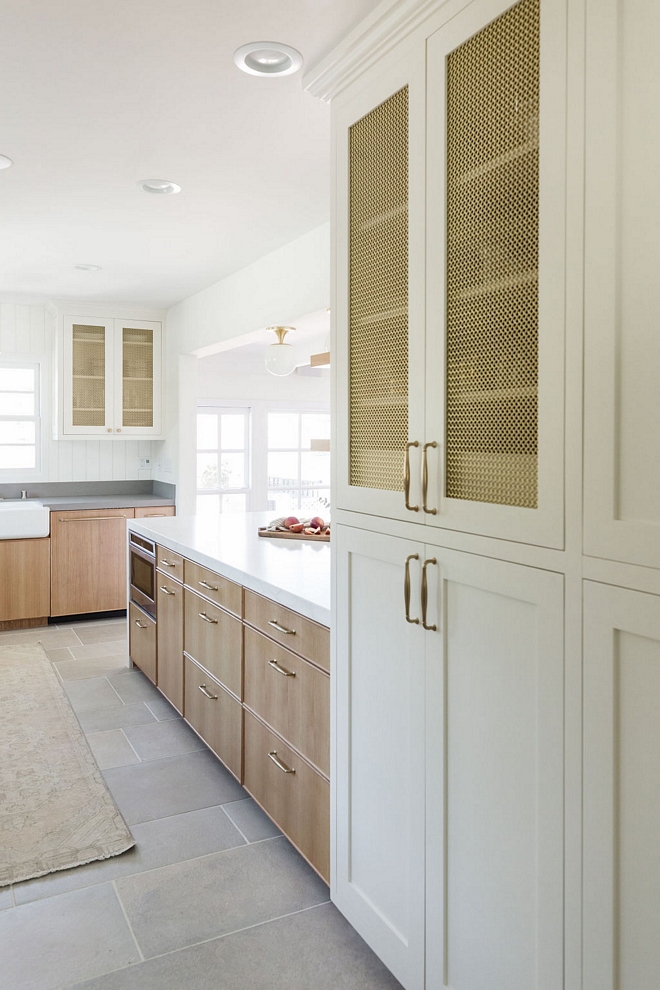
[134,505,175,519]
[129,602,156,684]
[0,538,50,622]
[51,508,135,615]
[156,577,184,713]
[184,560,242,617]
[244,590,329,672]
[183,589,242,698]
[156,546,184,584]
[243,709,329,882]
[244,626,329,776]
[184,655,242,781]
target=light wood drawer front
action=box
[156,579,184,713]
[244,627,329,776]
[244,590,329,672]
[135,506,175,519]
[156,546,184,584]
[184,589,242,698]
[244,711,329,882]
[184,657,242,782]
[129,602,156,684]
[185,560,242,618]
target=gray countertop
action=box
[41,495,175,511]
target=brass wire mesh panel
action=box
[349,86,409,491]
[72,325,106,427]
[446,0,539,508]
[122,327,154,428]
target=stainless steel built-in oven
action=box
[129,532,156,619]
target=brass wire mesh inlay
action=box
[349,86,409,491]
[446,0,539,508]
[122,327,154,428]
[72,324,106,427]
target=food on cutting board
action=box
[265,516,331,537]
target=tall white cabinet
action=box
[305,0,660,986]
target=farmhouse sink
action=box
[0,501,50,539]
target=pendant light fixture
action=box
[264,326,297,376]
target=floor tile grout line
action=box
[219,804,251,845]
[106,676,128,705]
[119,728,143,763]
[111,878,145,963]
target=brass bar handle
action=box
[404,441,420,512]
[268,659,296,677]
[198,612,218,624]
[134,619,147,629]
[421,557,438,632]
[199,580,218,592]
[161,560,177,567]
[268,751,295,774]
[60,515,126,522]
[422,442,438,515]
[404,553,420,625]
[198,684,218,700]
[159,586,175,595]
[268,619,295,635]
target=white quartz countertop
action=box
[128,511,331,626]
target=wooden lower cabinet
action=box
[156,575,184,713]
[243,709,330,882]
[184,655,242,780]
[134,505,175,519]
[0,538,50,625]
[184,559,242,617]
[184,589,242,698]
[129,602,156,684]
[244,589,329,672]
[51,508,135,615]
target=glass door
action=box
[64,319,113,435]
[114,320,162,436]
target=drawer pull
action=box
[268,751,295,774]
[59,515,126,523]
[159,586,175,595]
[268,659,296,677]
[199,580,219,592]
[161,560,177,567]
[198,684,218,700]
[268,619,295,635]
[134,619,148,629]
[198,611,218,624]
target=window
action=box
[267,411,330,516]
[0,363,40,471]
[197,408,250,515]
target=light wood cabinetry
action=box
[0,539,50,626]
[244,590,330,672]
[184,655,243,781]
[129,602,156,684]
[134,506,175,519]
[156,573,184,714]
[156,546,184,583]
[50,508,135,616]
[62,317,162,437]
[184,560,242,617]
[183,589,242,699]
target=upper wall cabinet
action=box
[62,317,162,437]
[583,0,660,568]
[333,0,566,548]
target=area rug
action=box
[0,643,134,886]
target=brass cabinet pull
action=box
[199,580,218,592]
[198,611,218,624]
[161,560,177,567]
[268,619,295,635]
[422,442,438,515]
[59,515,125,522]
[268,751,295,774]
[268,658,296,677]
[134,619,147,628]
[404,441,420,512]
[159,586,175,595]
[198,684,218,700]
[404,553,420,625]
[421,557,438,632]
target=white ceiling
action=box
[0,0,380,308]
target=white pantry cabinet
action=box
[334,522,564,990]
[332,0,565,549]
[62,316,162,437]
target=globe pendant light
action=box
[264,326,297,376]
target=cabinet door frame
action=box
[333,523,427,990]
[333,39,427,523]
[424,0,567,549]
[113,318,162,437]
[62,315,114,436]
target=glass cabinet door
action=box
[65,320,113,434]
[114,320,162,436]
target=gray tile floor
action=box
[0,617,403,990]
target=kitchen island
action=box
[126,511,331,882]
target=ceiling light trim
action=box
[234,41,303,76]
[138,179,182,195]
[0,154,13,169]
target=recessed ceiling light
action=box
[0,154,13,169]
[74,264,102,272]
[138,179,181,195]
[234,42,303,77]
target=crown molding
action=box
[303,0,450,101]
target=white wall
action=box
[0,301,154,483]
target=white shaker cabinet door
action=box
[583,582,660,990]
[333,524,426,990]
[583,0,660,567]
[425,548,564,990]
